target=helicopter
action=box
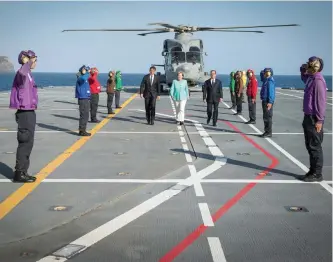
[62,22,299,92]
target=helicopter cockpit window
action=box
[171,47,185,64]
[186,49,201,64]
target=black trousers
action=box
[230,91,236,108]
[262,101,273,134]
[145,94,157,122]
[107,92,120,112]
[15,110,36,173]
[78,99,90,132]
[302,115,324,174]
[236,93,243,113]
[90,93,99,121]
[207,101,219,124]
[247,96,256,121]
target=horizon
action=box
[1,72,333,77]
[0,1,332,75]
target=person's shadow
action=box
[0,162,13,179]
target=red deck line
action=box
[159,120,279,262]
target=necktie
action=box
[150,76,153,85]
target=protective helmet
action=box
[18,50,36,65]
[264,68,274,76]
[79,65,90,73]
[308,56,324,72]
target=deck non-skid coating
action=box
[0,87,332,262]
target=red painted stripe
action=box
[159,120,279,262]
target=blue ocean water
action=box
[0,72,332,91]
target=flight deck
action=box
[0,86,332,262]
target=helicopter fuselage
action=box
[161,33,210,87]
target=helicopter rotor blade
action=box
[147,22,180,30]
[62,28,165,32]
[202,29,264,33]
[138,30,170,36]
[197,24,300,30]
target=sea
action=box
[0,73,332,92]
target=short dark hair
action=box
[210,70,216,74]
[150,66,156,71]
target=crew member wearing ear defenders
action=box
[9,50,38,183]
[76,65,92,136]
[300,56,327,182]
[88,67,101,123]
[260,68,275,138]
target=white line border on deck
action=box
[276,91,333,106]
[1,130,332,135]
[222,101,333,195]
[0,178,331,184]
[207,237,227,262]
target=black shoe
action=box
[180,121,184,125]
[207,118,211,125]
[91,119,100,123]
[79,131,91,136]
[150,120,154,125]
[213,123,217,126]
[260,132,272,138]
[13,171,36,183]
[302,173,323,182]
[234,112,241,115]
[246,120,256,124]
[116,106,122,109]
[108,111,115,114]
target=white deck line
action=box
[0,178,331,184]
[0,130,331,135]
[207,237,228,262]
[198,203,214,226]
[222,101,333,195]
[276,91,333,106]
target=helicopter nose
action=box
[177,65,190,74]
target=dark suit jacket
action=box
[140,74,160,98]
[203,78,223,103]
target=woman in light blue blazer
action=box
[170,71,189,125]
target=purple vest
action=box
[9,61,38,110]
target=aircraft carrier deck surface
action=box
[0,86,332,262]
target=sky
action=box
[0,1,332,75]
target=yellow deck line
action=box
[0,93,138,220]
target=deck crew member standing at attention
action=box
[170,71,190,125]
[241,70,247,103]
[229,71,236,109]
[76,65,91,136]
[300,56,327,182]
[106,70,116,114]
[9,50,38,183]
[245,69,258,124]
[234,71,244,115]
[260,68,276,138]
[140,66,160,125]
[114,70,123,109]
[203,70,223,126]
[88,67,101,123]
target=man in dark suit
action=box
[140,66,161,125]
[203,70,223,126]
